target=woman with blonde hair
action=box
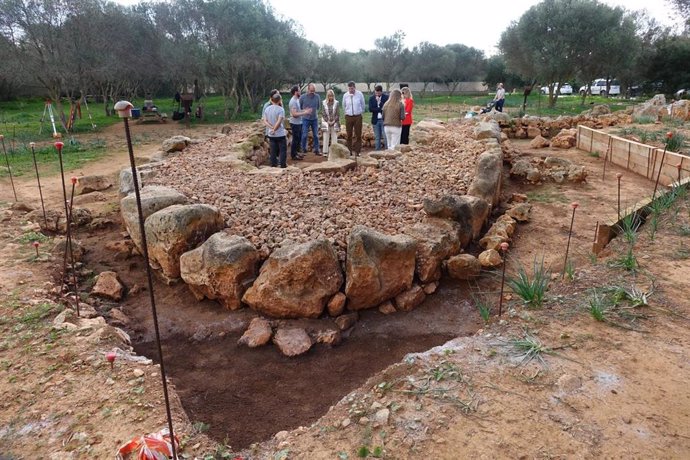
[401,86,414,144]
[381,88,405,150]
[321,89,340,155]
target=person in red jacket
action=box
[401,86,414,144]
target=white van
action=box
[579,79,621,96]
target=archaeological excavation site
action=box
[3,94,690,458]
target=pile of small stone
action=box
[149,122,487,259]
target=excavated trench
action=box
[82,211,483,449]
[132,281,480,449]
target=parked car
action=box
[540,83,573,95]
[579,79,621,96]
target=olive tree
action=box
[499,0,638,106]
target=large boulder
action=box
[120,185,188,253]
[416,119,446,131]
[510,159,541,183]
[402,221,462,283]
[551,128,577,149]
[303,159,357,174]
[445,254,481,280]
[242,240,343,318]
[529,135,550,149]
[144,204,225,280]
[179,232,260,310]
[468,143,503,207]
[161,135,191,153]
[75,175,112,195]
[473,121,501,142]
[238,317,272,348]
[26,208,91,233]
[423,194,490,244]
[91,271,124,300]
[272,328,312,357]
[394,284,426,312]
[52,238,86,263]
[670,100,690,121]
[632,94,666,119]
[327,143,351,161]
[590,105,611,117]
[345,226,416,310]
[119,164,158,197]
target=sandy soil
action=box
[0,118,689,459]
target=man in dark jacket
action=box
[368,85,388,150]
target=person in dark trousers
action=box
[299,83,321,155]
[401,86,414,144]
[263,92,288,168]
[288,85,311,160]
[342,81,366,156]
[368,85,388,150]
[494,82,506,112]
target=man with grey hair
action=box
[342,81,366,156]
[299,83,321,155]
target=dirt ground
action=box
[0,117,689,459]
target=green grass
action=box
[526,190,569,204]
[16,231,49,244]
[20,302,59,325]
[0,139,108,178]
[413,92,636,118]
[507,257,550,308]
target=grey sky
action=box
[266,0,681,56]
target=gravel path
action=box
[151,122,487,258]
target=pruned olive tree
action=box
[499,0,588,107]
[500,0,640,107]
[370,31,407,90]
[407,42,453,96]
[441,44,485,96]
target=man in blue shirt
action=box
[299,83,321,155]
[343,81,366,156]
[368,85,388,151]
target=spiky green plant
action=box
[507,257,550,308]
[666,131,685,153]
[587,289,608,321]
[509,333,551,366]
[632,115,655,124]
[609,247,638,272]
[616,211,642,244]
[472,293,491,323]
[564,259,575,281]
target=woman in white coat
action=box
[321,89,340,155]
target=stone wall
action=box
[116,121,508,354]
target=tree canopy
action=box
[0,0,686,115]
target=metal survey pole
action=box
[1,135,17,201]
[114,100,177,459]
[29,142,48,228]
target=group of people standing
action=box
[262,82,414,168]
